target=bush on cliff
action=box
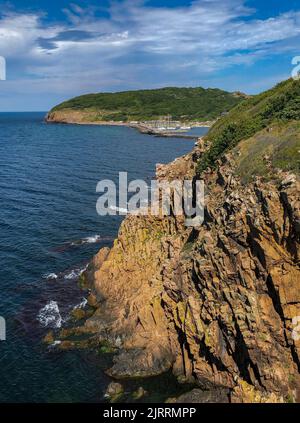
[197,78,300,174]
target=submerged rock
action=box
[43,331,55,345]
[105,382,124,402]
[132,387,148,400]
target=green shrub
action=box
[197,78,300,173]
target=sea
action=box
[0,112,208,402]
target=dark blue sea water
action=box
[0,113,208,403]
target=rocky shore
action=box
[44,77,300,403]
[48,135,300,403]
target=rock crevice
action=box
[84,146,300,402]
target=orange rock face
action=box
[84,147,300,402]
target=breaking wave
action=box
[73,298,88,310]
[37,301,62,328]
[64,264,88,280]
[70,235,102,246]
[42,273,58,280]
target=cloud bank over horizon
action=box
[0,0,299,111]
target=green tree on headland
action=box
[51,86,245,122]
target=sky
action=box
[0,0,300,111]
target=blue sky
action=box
[0,0,300,111]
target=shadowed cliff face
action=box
[84,143,300,403]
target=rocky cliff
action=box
[71,79,300,403]
[81,135,299,403]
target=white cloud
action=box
[0,0,300,110]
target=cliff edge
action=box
[80,79,300,403]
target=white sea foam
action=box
[64,264,88,280]
[64,270,80,280]
[83,235,101,244]
[37,301,62,328]
[70,235,101,246]
[42,273,58,280]
[73,298,88,310]
[50,340,62,347]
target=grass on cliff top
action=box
[233,121,300,183]
[197,78,300,174]
[50,86,244,122]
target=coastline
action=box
[45,112,212,140]
[72,143,299,403]
[42,100,300,403]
